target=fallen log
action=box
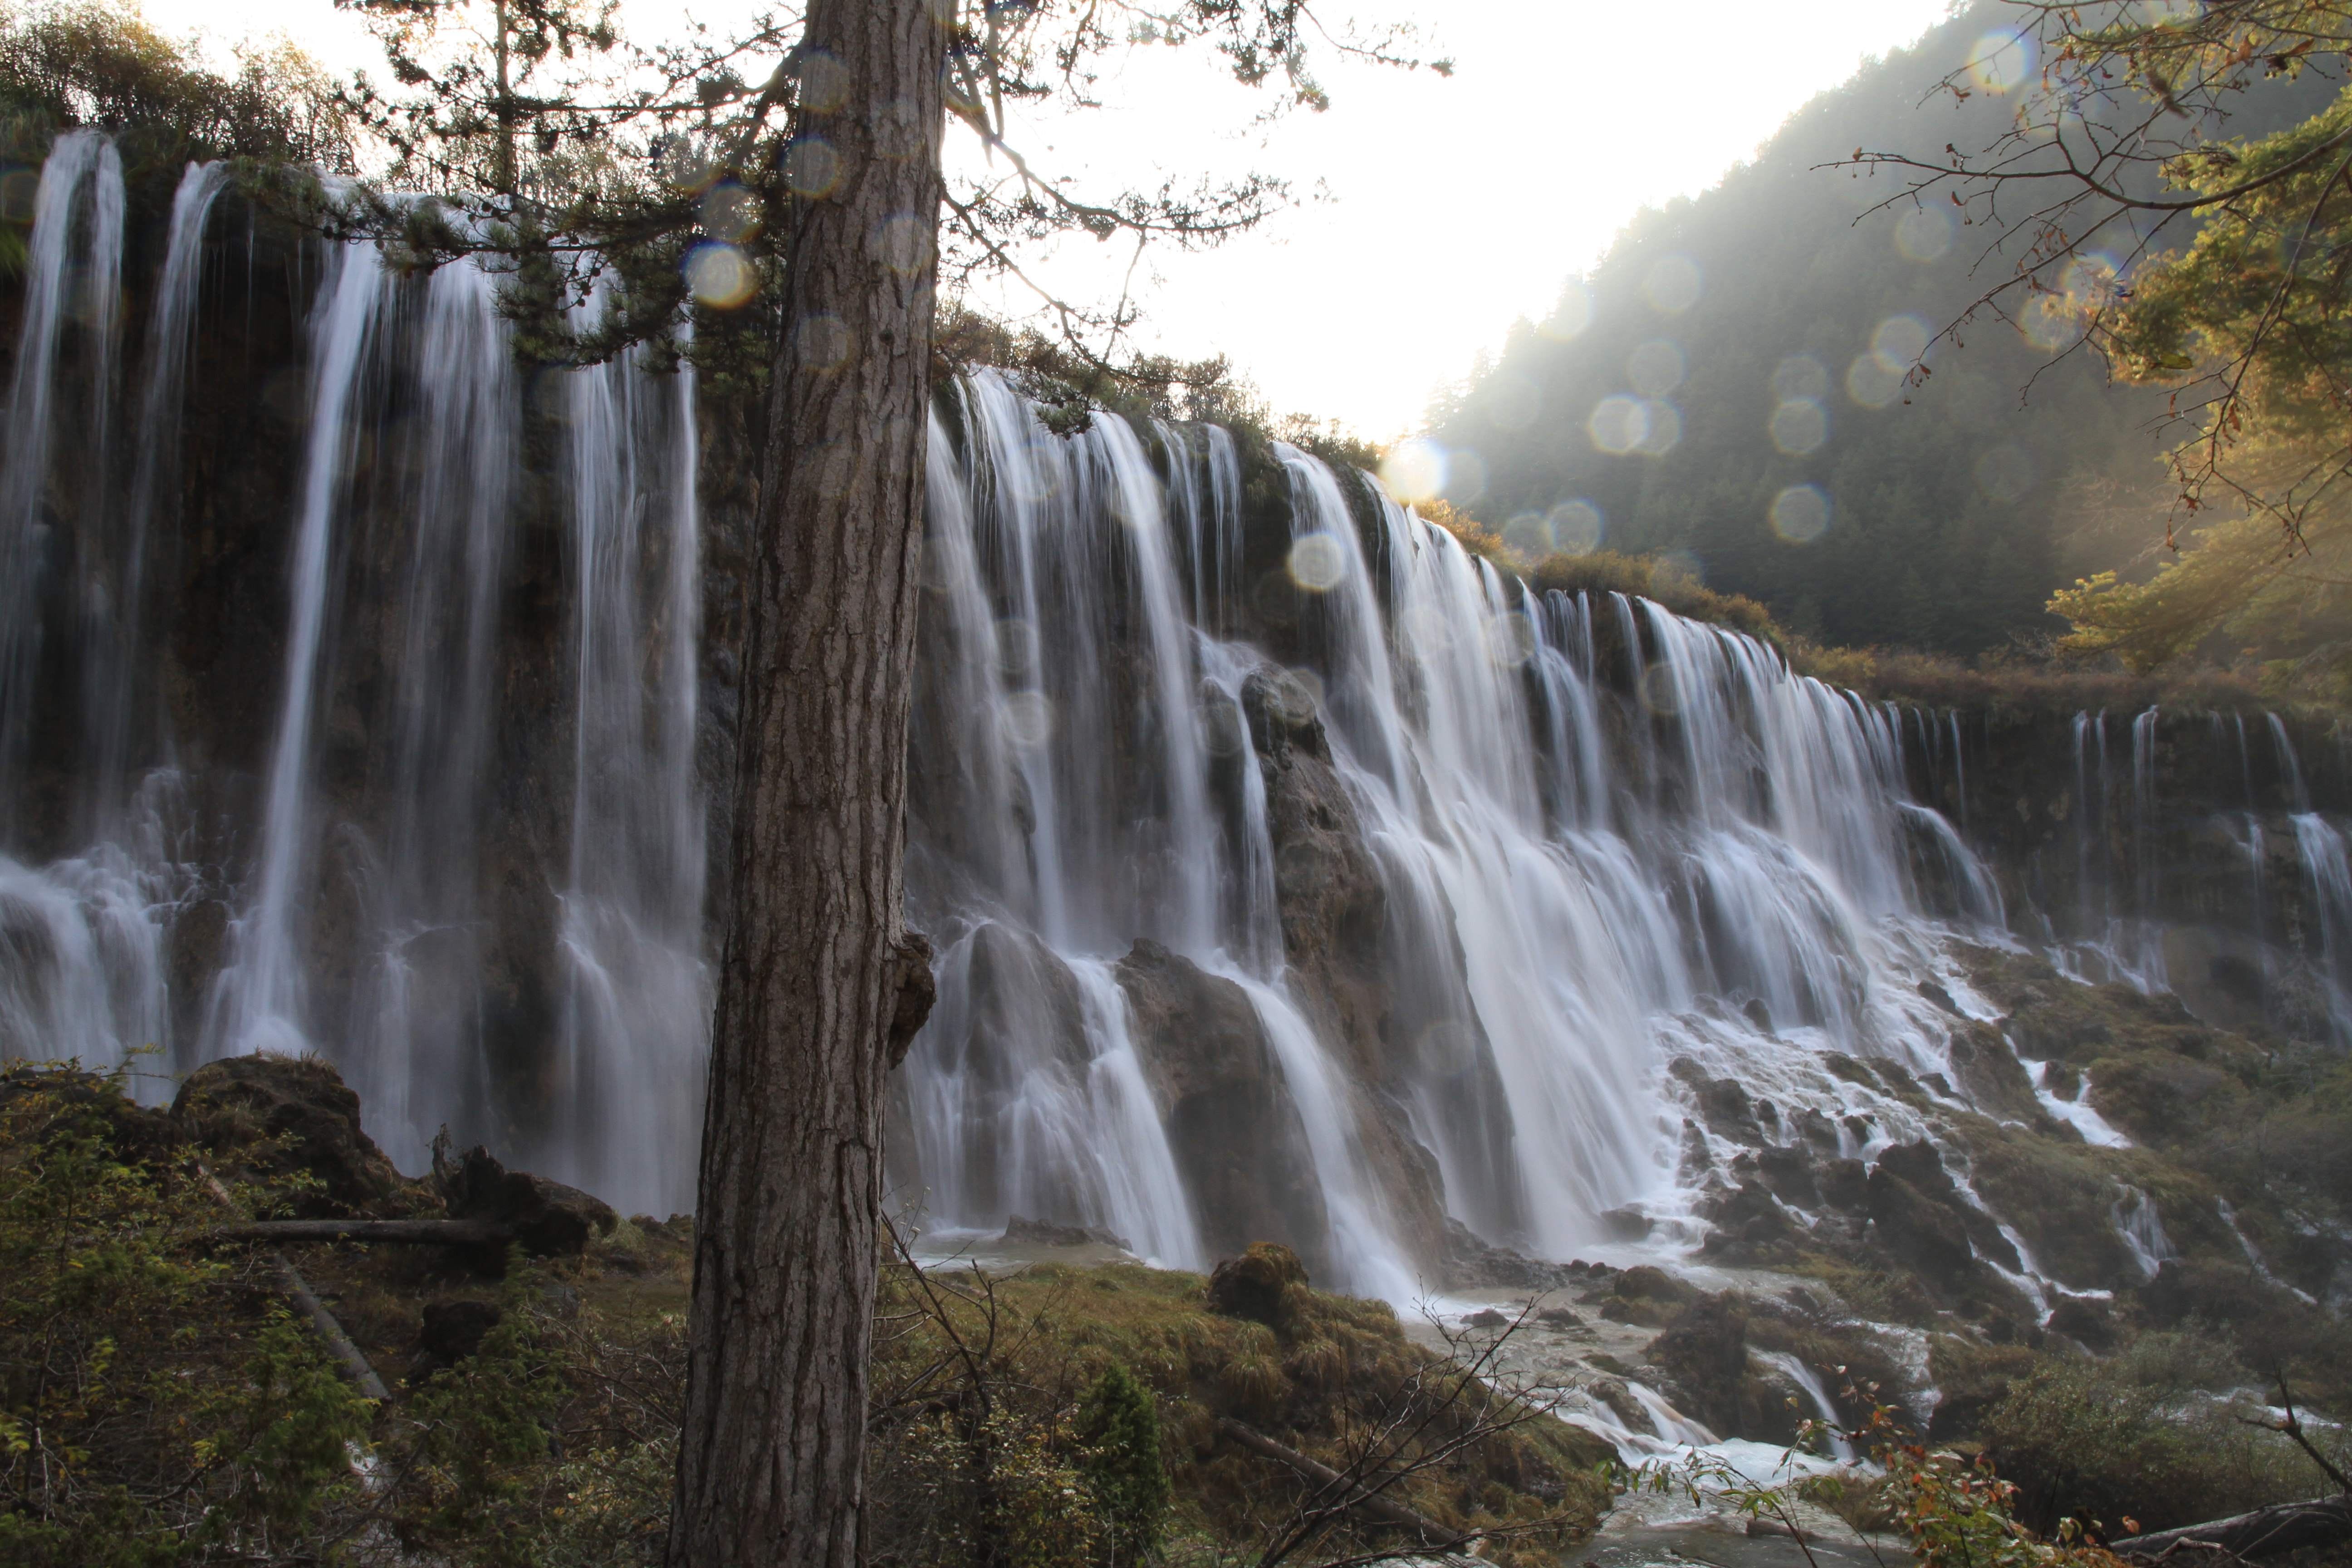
[2110,1499,2352,1562]
[273,1250,389,1401]
[1214,1415,1467,1548]
[213,1219,517,1247]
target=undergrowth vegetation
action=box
[865,1240,1609,1568]
[1979,1331,2339,1537]
[0,1065,1608,1566]
[0,1066,371,1565]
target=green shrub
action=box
[391,1255,568,1567]
[0,1066,372,1563]
[1076,1363,1170,1566]
[1981,1332,2333,1534]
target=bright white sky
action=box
[141,0,1955,438]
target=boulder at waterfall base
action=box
[172,1052,407,1216]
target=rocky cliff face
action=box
[1927,705,2351,1038]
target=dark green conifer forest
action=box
[1431,0,2337,656]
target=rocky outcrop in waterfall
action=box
[1114,938,1329,1269]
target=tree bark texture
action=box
[666,2,945,1563]
[2110,1499,2352,1562]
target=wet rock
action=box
[1207,1241,1308,1327]
[1671,1059,1767,1142]
[1866,1155,1975,1289]
[1598,1205,1656,1240]
[1239,665,1459,1273]
[174,1053,403,1217]
[166,898,231,1044]
[1000,1214,1130,1250]
[1865,1141,2021,1274]
[1783,1108,1838,1154]
[1956,1131,2136,1290]
[431,1130,617,1256]
[1241,669,1382,968]
[1647,1295,1785,1442]
[1116,938,1331,1269]
[1441,1216,1574,1290]
[1751,1146,1821,1208]
[1702,1181,1802,1261]
[1945,1024,2043,1124]
[1587,1376,1649,1430]
[1597,1265,1701,1327]
[1539,1307,1583,1328]
[1814,1157,1869,1213]
[906,921,1093,1222]
[1464,1308,1510,1328]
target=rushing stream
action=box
[4,139,2350,1303]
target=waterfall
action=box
[336,255,516,1169]
[203,241,391,1064]
[1752,1351,1857,1463]
[2109,1183,2176,1283]
[548,343,709,1212]
[2292,813,2352,1040]
[98,162,230,821]
[0,130,123,836]
[8,134,2352,1287]
[0,135,167,1093]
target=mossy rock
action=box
[1925,1335,2040,1442]
[2087,1051,2248,1143]
[1205,1241,1308,1328]
[172,1052,407,1218]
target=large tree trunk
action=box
[665,2,945,1563]
[2110,1499,2352,1562]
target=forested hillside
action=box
[1431,0,2337,655]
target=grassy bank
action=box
[0,1063,1609,1567]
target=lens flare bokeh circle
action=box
[1895,205,1954,263]
[1548,500,1603,555]
[1769,398,1828,456]
[1769,484,1832,544]
[1588,395,1650,455]
[1629,339,1686,398]
[1637,400,1682,456]
[1287,533,1348,592]
[1380,438,1447,504]
[1872,314,1932,371]
[699,180,760,244]
[683,242,760,309]
[1485,613,1538,669]
[1968,29,2036,94]
[1846,354,1903,409]
[997,691,1054,748]
[1503,513,1552,561]
[783,135,841,198]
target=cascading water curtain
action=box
[894,369,2019,1290]
[12,136,2352,1286]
